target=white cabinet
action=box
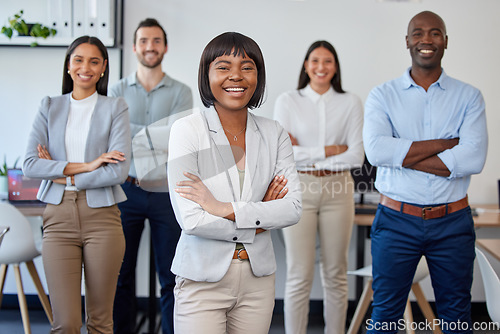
[0,0,122,47]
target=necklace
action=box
[223,126,246,141]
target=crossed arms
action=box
[402,138,459,177]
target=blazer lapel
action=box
[242,113,261,201]
[51,94,71,161]
[84,95,100,162]
[204,108,241,201]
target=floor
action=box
[0,303,497,334]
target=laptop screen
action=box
[7,168,42,203]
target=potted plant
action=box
[1,10,56,47]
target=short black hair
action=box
[62,36,109,95]
[134,18,167,46]
[298,40,345,94]
[198,32,266,109]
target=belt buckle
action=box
[422,207,433,220]
[237,249,245,260]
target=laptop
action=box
[7,168,44,206]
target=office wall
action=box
[1,0,498,301]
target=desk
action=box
[476,238,500,262]
[353,204,500,299]
[15,204,46,217]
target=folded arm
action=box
[168,118,301,243]
[402,138,459,176]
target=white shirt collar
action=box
[301,84,334,104]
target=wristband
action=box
[66,176,72,187]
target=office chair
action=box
[475,247,500,328]
[347,257,442,334]
[0,202,53,334]
[0,226,9,247]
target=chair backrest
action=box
[475,247,500,325]
[0,202,40,264]
[348,257,429,283]
[413,256,429,282]
[0,226,9,246]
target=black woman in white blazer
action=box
[167,32,302,334]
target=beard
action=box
[137,51,164,69]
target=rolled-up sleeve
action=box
[437,90,488,178]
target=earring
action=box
[100,73,104,78]
[67,70,70,74]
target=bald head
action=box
[406,10,448,75]
[408,11,447,36]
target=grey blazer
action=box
[167,107,302,282]
[23,93,131,208]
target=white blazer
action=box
[167,107,302,282]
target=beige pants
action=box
[174,259,275,334]
[42,190,125,334]
[283,172,354,334]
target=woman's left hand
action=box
[38,144,52,160]
[175,172,233,218]
[288,133,299,146]
[262,175,288,202]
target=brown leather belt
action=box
[126,176,140,186]
[298,170,340,177]
[380,194,469,220]
[233,249,249,260]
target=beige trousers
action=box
[283,172,354,334]
[173,259,275,334]
[42,190,125,334]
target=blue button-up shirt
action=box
[363,68,488,205]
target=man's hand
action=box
[403,138,459,168]
[403,138,459,176]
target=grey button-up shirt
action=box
[109,72,193,177]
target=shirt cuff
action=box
[437,150,455,179]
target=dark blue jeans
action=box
[113,181,180,334]
[367,203,475,334]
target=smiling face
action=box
[68,43,107,99]
[134,26,167,69]
[304,46,337,94]
[208,51,258,115]
[406,11,448,71]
